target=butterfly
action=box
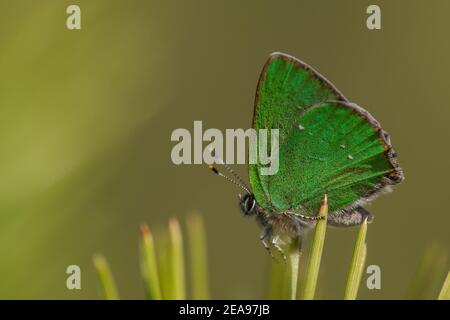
[209,52,404,258]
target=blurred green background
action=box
[0,0,448,299]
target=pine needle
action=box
[302,195,328,300]
[186,213,209,299]
[168,218,186,299]
[344,219,368,300]
[140,224,162,300]
[93,254,120,300]
[437,270,450,300]
[288,236,301,300]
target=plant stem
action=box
[140,224,162,300]
[437,270,450,300]
[344,219,368,300]
[168,218,186,299]
[302,195,328,300]
[93,254,119,300]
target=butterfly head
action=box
[239,193,256,216]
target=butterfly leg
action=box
[261,239,275,259]
[260,226,276,259]
[273,243,287,263]
[270,235,287,263]
[291,212,325,224]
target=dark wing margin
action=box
[342,101,405,189]
[332,101,405,219]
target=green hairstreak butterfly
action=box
[210,52,404,257]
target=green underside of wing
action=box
[277,102,390,214]
[250,54,345,210]
[250,101,394,215]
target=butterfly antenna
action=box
[222,162,251,192]
[208,150,252,192]
[208,164,251,195]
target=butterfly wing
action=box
[249,53,348,209]
[249,53,403,215]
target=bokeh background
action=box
[0,0,448,299]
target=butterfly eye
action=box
[239,194,256,216]
[245,195,256,214]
